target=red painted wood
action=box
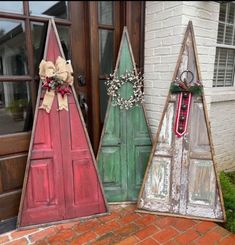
[19,22,107,227]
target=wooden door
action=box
[97,29,151,202]
[18,20,107,228]
[0,1,144,232]
[87,1,145,153]
[137,22,225,222]
[62,94,107,219]
[127,106,152,200]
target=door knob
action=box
[79,93,88,126]
[78,75,86,86]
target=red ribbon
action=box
[174,92,192,137]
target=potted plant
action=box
[6,98,28,121]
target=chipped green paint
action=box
[97,28,152,202]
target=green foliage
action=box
[170,83,202,96]
[220,171,235,233]
[6,99,28,113]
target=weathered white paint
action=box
[156,103,174,155]
[138,23,225,221]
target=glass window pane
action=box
[227,3,235,24]
[217,23,224,44]
[0,81,32,135]
[0,1,23,14]
[57,25,70,60]
[31,22,47,73]
[29,1,68,19]
[99,80,109,124]
[99,29,114,75]
[0,19,28,75]
[225,25,233,45]
[213,48,235,87]
[98,1,113,25]
[31,22,70,73]
[219,3,226,22]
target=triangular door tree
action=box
[97,27,152,202]
[17,19,108,229]
[137,21,226,222]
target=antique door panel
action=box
[20,97,65,226]
[138,21,225,221]
[63,94,107,217]
[119,31,151,201]
[97,104,125,202]
[139,102,174,211]
[127,106,152,200]
[182,99,224,219]
[19,24,66,227]
[97,28,151,202]
[18,20,108,228]
[0,153,27,220]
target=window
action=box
[98,1,114,123]
[213,2,235,87]
[0,1,70,135]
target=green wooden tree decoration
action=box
[97,27,152,202]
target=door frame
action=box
[84,1,145,153]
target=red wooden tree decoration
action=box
[17,19,108,229]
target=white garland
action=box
[105,69,144,110]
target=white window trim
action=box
[210,2,235,102]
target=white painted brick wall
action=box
[144,1,235,170]
[210,101,235,171]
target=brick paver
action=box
[0,204,234,244]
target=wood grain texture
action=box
[96,27,152,202]
[0,154,27,193]
[137,21,225,222]
[0,190,22,220]
[17,19,108,229]
[0,132,30,156]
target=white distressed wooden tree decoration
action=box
[136,21,226,222]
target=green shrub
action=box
[6,99,28,113]
[220,171,235,233]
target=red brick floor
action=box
[0,204,235,245]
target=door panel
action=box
[138,24,225,221]
[0,190,22,220]
[128,107,152,200]
[98,29,151,202]
[100,147,121,185]
[21,98,65,226]
[135,146,152,187]
[19,22,107,227]
[190,100,211,159]
[141,156,172,212]
[0,154,27,192]
[98,103,125,201]
[29,159,55,205]
[188,159,215,206]
[0,133,31,156]
[63,95,107,217]
[102,106,121,145]
[33,108,52,149]
[156,102,174,155]
[0,1,145,228]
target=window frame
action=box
[0,1,72,113]
[213,2,235,89]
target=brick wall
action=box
[210,100,235,171]
[144,1,235,170]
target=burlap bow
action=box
[39,56,74,113]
